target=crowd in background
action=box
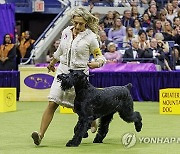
[0,0,180,71]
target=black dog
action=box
[57,70,142,147]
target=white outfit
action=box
[48,26,105,108]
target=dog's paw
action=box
[93,135,103,143]
[135,121,142,132]
[93,138,103,143]
[66,140,79,147]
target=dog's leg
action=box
[93,113,114,143]
[73,119,88,138]
[66,117,90,147]
[118,101,142,132]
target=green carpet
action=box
[0,102,180,154]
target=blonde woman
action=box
[31,7,106,146]
[154,33,172,71]
[123,26,135,48]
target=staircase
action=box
[21,1,73,64]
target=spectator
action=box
[123,26,135,48]
[141,13,151,30]
[46,39,60,62]
[144,4,158,22]
[103,11,114,28]
[171,0,180,14]
[131,6,140,19]
[153,19,163,33]
[173,16,180,27]
[162,20,175,41]
[17,31,35,64]
[146,27,154,40]
[144,38,165,70]
[121,10,135,28]
[172,45,180,67]
[99,30,111,54]
[154,32,172,71]
[104,42,122,63]
[108,17,126,44]
[133,18,142,35]
[123,38,144,61]
[0,34,16,70]
[137,29,150,50]
[165,2,177,23]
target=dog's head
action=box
[57,69,88,91]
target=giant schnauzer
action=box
[57,69,142,147]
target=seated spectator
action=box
[17,31,35,64]
[137,29,150,50]
[99,30,111,54]
[144,4,158,22]
[153,19,163,33]
[102,11,114,28]
[46,39,60,62]
[162,20,175,41]
[141,13,151,31]
[123,38,144,62]
[123,26,135,48]
[131,6,141,19]
[121,10,135,28]
[172,45,180,67]
[165,2,177,23]
[173,25,180,45]
[144,38,165,70]
[0,34,16,71]
[133,18,142,35]
[158,9,171,30]
[104,42,122,63]
[173,17,180,28]
[154,33,172,71]
[108,17,126,44]
[146,27,154,40]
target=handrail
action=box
[33,6,69,47]
[20,1,71,65]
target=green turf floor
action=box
[0,101,180,154]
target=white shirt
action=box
[53,26,105,69]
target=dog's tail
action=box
[125,83,132,90]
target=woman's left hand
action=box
[87,61,99,69]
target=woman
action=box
[108,17,126,45]
[17,31,35,64]
[104,42,122,63]
[123,26,135,48]
[0,34,16,70]
[31,7,106,146]
[137,29,150,50]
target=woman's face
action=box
[109,45,116,52]
[143,14,149,21]
[139,33,146,41]
[24,31,30,40]
[5,35,11,44]
[127,28,133,36]
[156,21,162,28]
[115,18,122,27]
[72,16,86,33]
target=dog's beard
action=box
[61,80,74,91]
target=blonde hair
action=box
[154,33,164,41]
[71,7,99,35]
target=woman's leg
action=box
[32,101,59,145]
